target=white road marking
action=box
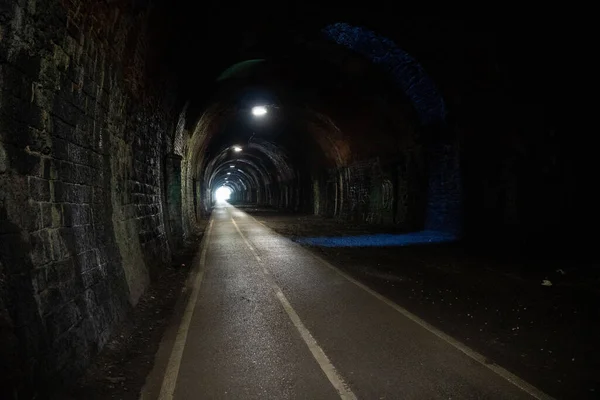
[158,219,214,400]
[244,211,554,400]
[230,216,357,400]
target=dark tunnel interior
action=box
[0,1,596,398]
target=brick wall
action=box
[0,0,175,393]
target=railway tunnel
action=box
[0,2,596,399]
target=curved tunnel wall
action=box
[323,23,461,232]
[0,5,589,395]
[0,0,177,391]
[323,22,446,126]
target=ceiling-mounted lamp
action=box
[232,146,242,152]
[251,105,267,117]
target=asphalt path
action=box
[145,203,550,400]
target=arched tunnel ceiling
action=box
[172,10,461,125]
[183,26,429,197]
[322,22,445,125]
[217,59,267,82]
[163,7,570,202]
[167,9,565,115]
[204,136,297,197]
[208,151,271,190]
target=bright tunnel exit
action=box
[215,186,232,202]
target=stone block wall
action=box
[0,0,176,394]
[164,153,183,250]
[304,146,446,233]
[425,139,462,234]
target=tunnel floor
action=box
[137,204,562,399]
[242,208,600,399]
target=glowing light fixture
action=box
[227,172,231,175]
[215,186,232,202]
[233,146,242,152]
[251,105,267,117]
[230,165,235,168]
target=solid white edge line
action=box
[245,212,554,400]
[230,215,357,400]
[157,218,214,400]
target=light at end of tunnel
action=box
[251,105,267,117]
[233,146,242,152]
[215,186,232,202]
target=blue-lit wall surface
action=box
[322,22,445,126]
[322,23,462,241]
[425,140,463,236]
[295,230,456,247]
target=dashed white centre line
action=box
[244,211,554,400]
[230,216,357,400]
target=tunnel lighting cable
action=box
[229,212,357,400]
